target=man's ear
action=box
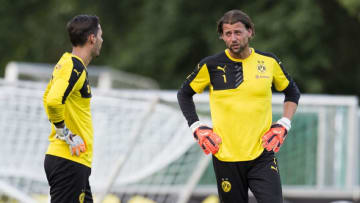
[248,28,254,39]
[219,34,223,40]
[89,34,96,44]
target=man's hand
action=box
[55,126,86,156]
[191,121,222,155]
[262,117,291,153]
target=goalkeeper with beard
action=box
[43,15,103,203]
[177,10,300,203]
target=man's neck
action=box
[229,47,252,60]
[72,47,92,67]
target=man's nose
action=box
[231,33,237,41]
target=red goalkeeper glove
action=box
[262,117,291,153]
[191,121,222,155]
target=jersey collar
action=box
[65,52,87,68]
[225,48,254,62]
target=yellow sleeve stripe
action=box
[190,64,210,93]
[46,78,68,123]
[274,79,289,91]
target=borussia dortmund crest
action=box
[221,179,231,192]
[257,60,266,73]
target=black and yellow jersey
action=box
[43,52,93,167]
[177,48,300,162]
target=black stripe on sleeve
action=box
[275,61,300,104]
[177,62,208,127]
[283,80,301,105]
[177,83,199,127]
[53,120,64,128]
[62,57,85,104]
[271,56,301,104]
[80,71,92,98]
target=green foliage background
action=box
[0,0,359,96]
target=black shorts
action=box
[44,154,93,203]
[212,150,283,203]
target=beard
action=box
[228,37,249,55]
[92,45,102,57]
[230,44,247,54]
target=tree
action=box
[0,0,359,98]
[316,0,360,96]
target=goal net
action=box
[0,79,210,203]
[0,78,359,202]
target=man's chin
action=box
[230,48,241,55]
[93,51,101,57]
[231,46,246,54]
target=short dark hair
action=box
[217,10,255,37]
[67,15,100,46]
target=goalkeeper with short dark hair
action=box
[177,9,300,203]
[43,14,103,203]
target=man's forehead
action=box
[223,22,246,30]
[98,24,102,34]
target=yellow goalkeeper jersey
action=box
[189,48,290,161]
[43,52,93,167]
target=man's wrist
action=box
[54,120,65,128]
[277,117,291,131]
[55,125,70,140]
[190,121,201,133]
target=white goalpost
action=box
[4,61,160,90]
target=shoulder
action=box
[199,51,228,67]
[54,54,86,80]
[71,57,85,74]
[254,49,281,64]
[58,53,85,72]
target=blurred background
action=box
[0,0,360,95]
[0,0,360,203]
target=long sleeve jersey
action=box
[177,48,300,161]
[43,52,93,167]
